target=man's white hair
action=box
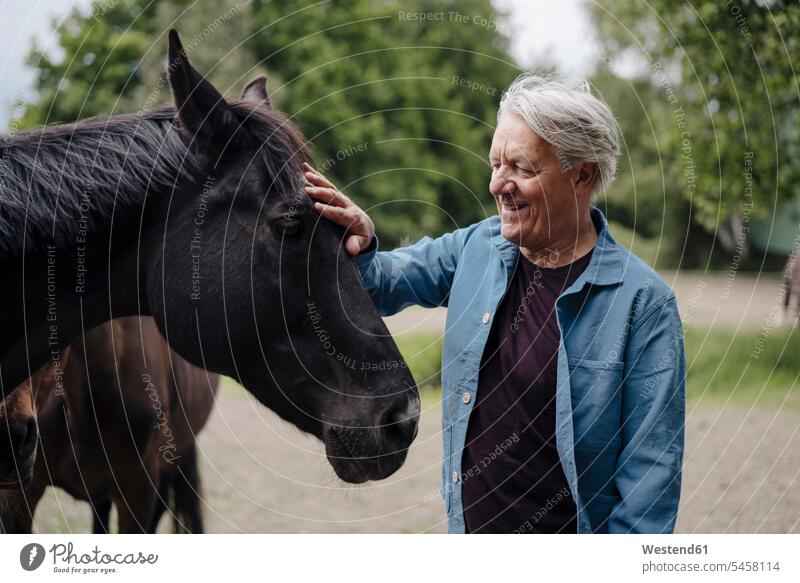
[497,74,620,197]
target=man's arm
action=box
[608,294,686,533]
[354,227,472,317]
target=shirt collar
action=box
[491,206,625,287]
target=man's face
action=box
[489,112,586,253]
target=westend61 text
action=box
[642,544,708,555]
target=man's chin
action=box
[500,222,523,245]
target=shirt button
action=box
[462,392,471,404]
[451,471,459,483]
[481,312,490,325]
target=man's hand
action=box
[304,162,375,256]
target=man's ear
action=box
[241,75,271,107]
[574,161,599,193]
[167,29,239,144]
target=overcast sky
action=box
[0,0,597,130]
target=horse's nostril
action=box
[381,396,420,445]
[10,418,38,454]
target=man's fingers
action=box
[345,235,367,256]
[305,185,349,208]
[304,165,336,190]
[312,202,356,227]
[304,171,333,188]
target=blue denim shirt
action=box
[355,207,685,534]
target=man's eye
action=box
[272,218,303,237]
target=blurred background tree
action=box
[247,0,518,245]
[592,0,800,268]
[17,0,518,248]
[18,0,186,127]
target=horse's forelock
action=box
[228,101,311,198]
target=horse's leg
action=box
[0,479,47,533]
[173,445,204,534]
[148,477,171,533]
[91,497,112,533]
[114,461,160,534]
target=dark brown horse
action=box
[0,317,218,533]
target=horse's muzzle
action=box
[323,393,420,483]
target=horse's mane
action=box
[0,102,310,257]
[0,107,191,256]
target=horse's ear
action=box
[167,29,238,142]
[241,76,271,107]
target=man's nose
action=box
[490,173,516,197]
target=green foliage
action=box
[17,0,518,248]
[591,0,800,234]
[606,221,663,269]
[123,0,257,111]
[248,0,518,246]
[18,0,184,128]
[591,69,692,266]
[17,0,259,128]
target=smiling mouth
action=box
[498,194,530,213]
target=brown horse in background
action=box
[783,250,800,326]
[0,348,71,489]
[0,317,218,533]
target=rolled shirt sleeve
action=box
[353,226,475,316]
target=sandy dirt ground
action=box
[24,270,800,533]
[30,390,800,534]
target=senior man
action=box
[305,75,685,534]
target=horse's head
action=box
[151,31,419,484]
[0,350,70,488]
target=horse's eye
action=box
[272,218,303,238]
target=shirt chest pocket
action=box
[568,359,624,453]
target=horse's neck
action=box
[0,109,190,389]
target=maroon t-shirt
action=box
[461,248,593,534]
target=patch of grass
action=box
[219,325,799,411]
[395,333,444,409]
[685,325,800,408]
[217,335,445,408]
[394,326,800,410]
[217,375,248,397]
[395,333,444,391]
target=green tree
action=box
[248,0,518,245]
[591,0,800,236]
[17,0,258,127]
[590,68,688,267]
[17,0,519,247]
[19,0,186,128]
[124,0,257,112]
